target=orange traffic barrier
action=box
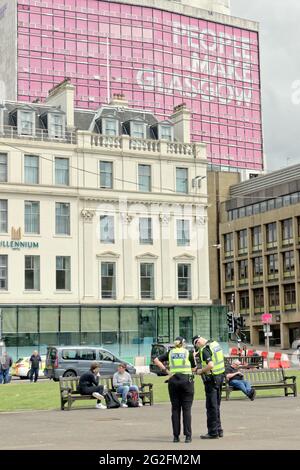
[230,348,238,356]
[274,352,282,360]
[247,350,254,357]
[261,351,268,358]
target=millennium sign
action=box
[0,227,40,250]
[0,241,39,250]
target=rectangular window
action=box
[0,254,8,290]
[253,257,263,277]
[282,219,293,244]
[100,161,113,189]
[224,233,233,255]
[240,291,249,310]
[238,229,247,251]
[49,114,64,138]
[284,284,296,306]
[101,262,116,299]
[176,168,188,194]
[0,200,7,233]
[283,251,295,276]
[25,255,40,290]
[24,201,40,234]
[238,260,248,281]
[268,286,279,308]
[24,155,39,184]
[177,264,191,299]
[266,222,277,244]
[252,226,262,250]
[19,110,34,135]
[140,263,154,299]
[225,262,234,284]
[0,154,7,182]
[55,158,69,185]
[138,164,151,192]
[131,122,145,139]
[176,219,190,246]
[139,218,153,245]
[100,215,115,243]
[160,125,172,141]
[267,254,278,276]
[104,119,118,136]
[253,288,264,309]
[56,256,71,290]
[55,202,70,235]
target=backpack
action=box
[104,391,121,409]
[126,391,139,407]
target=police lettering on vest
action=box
[168,347,192,375]
[200,341,225,376]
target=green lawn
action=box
[0,371,299,412]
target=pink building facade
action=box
[0,0,263,170]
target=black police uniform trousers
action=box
[204,374,224,436]
[168,373,194,438]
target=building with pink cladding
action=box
[0,0,263,172]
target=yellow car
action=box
[11,355,46,380]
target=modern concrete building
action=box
[0,80,227,360]
[0,0,263,172]
[220,165,300,348]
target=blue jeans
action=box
[0,369,10,384]
[117,385,139,403]
[230,379,252,396]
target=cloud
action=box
[231,0,300,170]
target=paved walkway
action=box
[0,396,300,450]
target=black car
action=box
[150,342,194,376]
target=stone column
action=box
[159,213,172,300]
[81,209,96,299]
[121,212,134,300]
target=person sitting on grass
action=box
[225,359,256,400]
[77,362,107,409]
[113,363,143,408]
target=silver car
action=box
[44,346,136,380]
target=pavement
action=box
[1,395,300,450]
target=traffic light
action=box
[227,312,234,333]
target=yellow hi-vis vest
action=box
[200,341,225,376]
[168,347,192,375]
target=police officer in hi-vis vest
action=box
[193,335,225,439]
[154,336,195,443]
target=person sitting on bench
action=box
[113,363,142,408]
[225,360,256,400]
[77,362,107,409]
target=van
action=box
[44,346,136,380]
[150,342,194,376]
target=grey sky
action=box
[231,0,300,171]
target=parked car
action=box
[44,346,136,381]
[11,355,46,380]
[291,339,300,350]
[150,342,194,376]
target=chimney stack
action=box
[109,93,129,108]
[46,78,75,128]
[171,103,191,143]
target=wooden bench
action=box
[110,373,153,406]
[59,376,111,411]
[59,374,153,410]
[222,368,297,400]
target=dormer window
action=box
[131,121,146,139]
[40,109,65,139]
[18,110,35,136]
[159,124,173,141]
[102,118,118,136]
[48,113,65,138]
